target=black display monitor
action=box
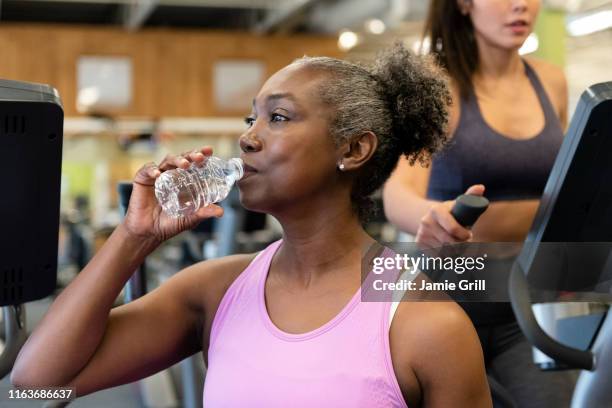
[0,79,63,306]
[518,82,612,294]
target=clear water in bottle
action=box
[154,156,244,218]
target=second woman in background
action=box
[384,0,575,406]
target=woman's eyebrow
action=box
[252,93,298,108]
[266,93,296,103]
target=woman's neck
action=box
[474,35,524,80]
[272,200,374,285]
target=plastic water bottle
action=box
[154,156,244,218]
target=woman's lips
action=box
[507,20,529,35]
[241,163,258,180]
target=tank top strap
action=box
[208,239,282,350]
[522,60,559,124]
[457,86,481,125]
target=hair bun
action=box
[371,42,452,164]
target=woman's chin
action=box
[237,191,265,213]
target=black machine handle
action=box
[509,262,595,371]
[450,194,489,228]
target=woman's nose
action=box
[511,0,528,13]
[239,131,262,153]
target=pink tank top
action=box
[203,240,408,407]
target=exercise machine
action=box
[0,79,63,381]
[510,82,612,407]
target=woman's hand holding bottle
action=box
[122,146,224,245]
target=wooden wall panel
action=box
[0,24,342,117]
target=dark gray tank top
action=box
[427,61,563,202]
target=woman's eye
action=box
[271,113,288,123]
[244,116,256,127]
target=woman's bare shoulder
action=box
[392,300,476,353]
[390,300,482,378]
[173,252,259,312]
[524,57,567,98]
[390,300,489,406]
[525,57,566,85]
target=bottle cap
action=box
[228,158,244,180]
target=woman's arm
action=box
[383,160,436,235]
[471,199,540,242]
[416,303,492,407]
[392,302,492,408]
[385,164,538,243]
[384,156,485,246]
[11,147,229,395]
[12,225,249,396]
[11,224,192,391]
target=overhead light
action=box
[338,31,359,51]
[567,10,612,37]
[565,0,583,13]
[519,33,539,55]
[365,19,386,35]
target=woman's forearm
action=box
[383,178,437,235]
[11,224,159,386]
[472,199,540,242]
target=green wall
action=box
[533,8,567,67]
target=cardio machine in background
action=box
[510,82,612,408]
[0,80,64,377]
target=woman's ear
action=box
[337,131,378,171]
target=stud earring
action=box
[338,162,345,171]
